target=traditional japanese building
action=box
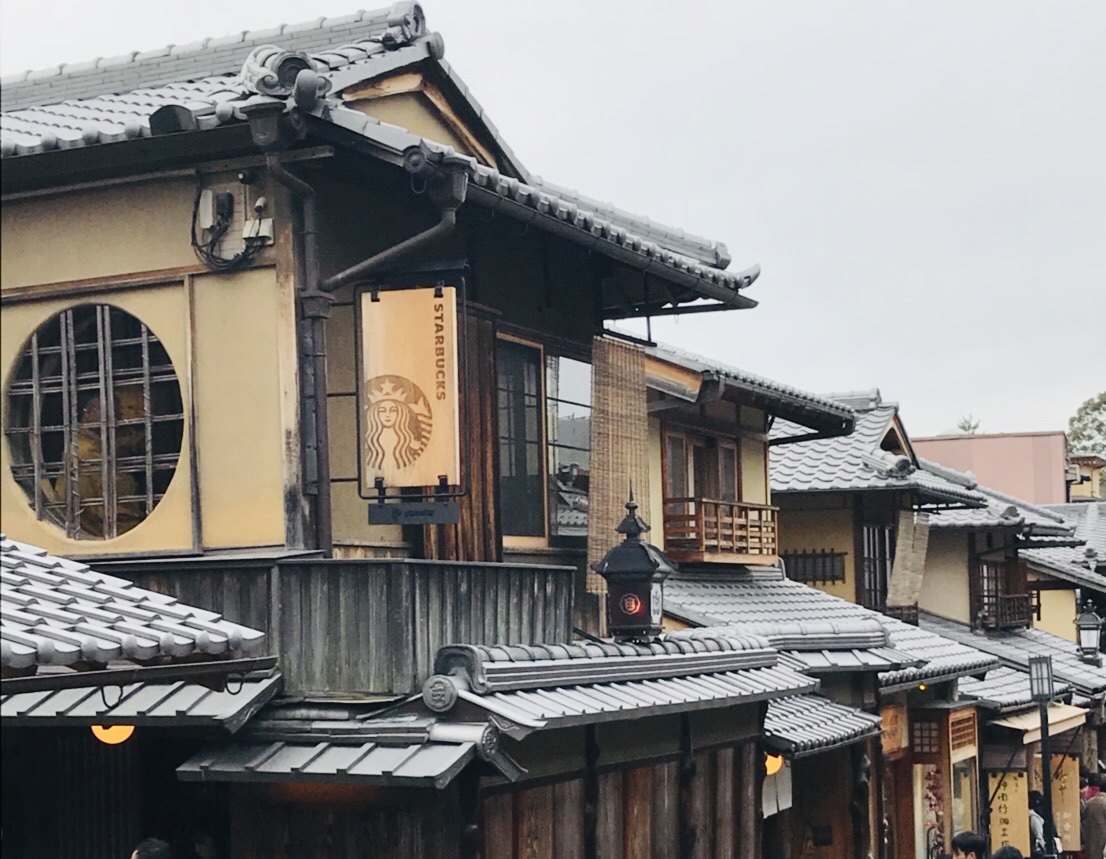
[0,6,847,858]
[770,389,1106,855]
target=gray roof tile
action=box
[922,459,1073,534]
[958,666,1074,712]
[421,633,814,736]
[1,672,280,730]
[1,6,417,112]
[0,535,265,670]
[461,663,816,735]
[769,395,988,505]
[764,694,882,757]
[663,569,997,687]
[179,737,476,789]
[920,611,1106,697]
[1024,502,1106,587]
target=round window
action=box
[6,305,184,539]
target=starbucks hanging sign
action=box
[358,286,461,493]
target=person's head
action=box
[1089,772,1104,790]
[1028,789,1044,811]
[990,847,1024,859]
[192,831,217,859]
[951,830,988,859]
[130,839,173,859]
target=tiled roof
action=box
[769,395,987,506]
[777,647,924,674]
[959,666,1074,713]
[877,613,999,689]
[1,7,427,113]
[763,695,882,758]
[922,459,1073,534]
[417,635,814,737]
[666,570,880,628]
[1025,502,1106,587]
[447,664,816,737]
[1,535,266,670]
[1,672,280,730]
[180,736,477,790]
[920,611,1106,697]
[644,342,855,435]
[529,177,731,268]
[663,569,997,687]
[0,5,748,288]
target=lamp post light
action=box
[591,495,676,642]
[1075,600,1103,666]
[1029,654,1057,859]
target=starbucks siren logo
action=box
[364,375,433,470]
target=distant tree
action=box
[1069,392,1106,456]
[956,414,981,434]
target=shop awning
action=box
[763,694,882,759]
[178,738,476,790]
[0,673,281,732]
[991,703,1087,744]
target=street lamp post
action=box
[1029,654,1057,859]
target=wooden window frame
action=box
[6,303,185,540]
[497,334,548,547]
[660,428,742,504]
[545,353,592,545]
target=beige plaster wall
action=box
[1036,588,1077,642]
[1,179,291,555]
[776,494,856,602]
[1,179,198,290]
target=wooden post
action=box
[585,725,599,859]
[678,714,697,859]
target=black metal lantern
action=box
[591,496,676,641]
[1075,600,1103,665]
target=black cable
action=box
[190,183,267,273]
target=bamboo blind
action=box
[886,510,930,607]
[586,337,650,594]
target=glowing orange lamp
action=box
[91,724,135,745]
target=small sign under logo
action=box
[368,501,460,526]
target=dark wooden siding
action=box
[481,742,759,859]
[120,557,574,696]
[423,311,502,562]
[228,784,460,859]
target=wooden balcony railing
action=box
[663,498,779,565]
[980,593,1032,630]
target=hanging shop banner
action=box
[880,704,908,757]
[358,286,460,492]
[988,771,1030,856]
[1032,754,1082,851]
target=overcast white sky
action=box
[2,1,1103,435]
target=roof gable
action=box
[769,394,987,506]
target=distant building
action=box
[1072,454,1106,502]
[913,431,1072,504]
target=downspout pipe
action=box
[265,153,334,556]
[319,142,468,293]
